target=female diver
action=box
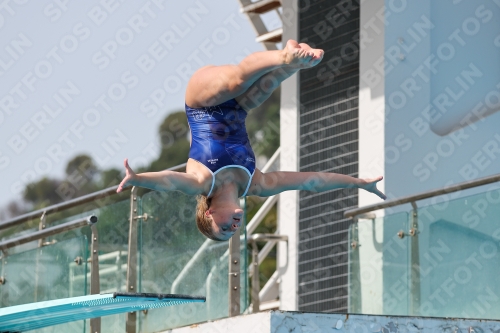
[117,40,386,241]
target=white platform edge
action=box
[162,311,500,333]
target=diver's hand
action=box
[359,176,386,200]
[117,158,137,193]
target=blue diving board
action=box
[0,292,206,332]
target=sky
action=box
[0,0,279,209]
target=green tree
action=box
[23,177,63,208]
[148,110,190,171]
[57,154,100,200]
[65,154,98,180]
[245,89,280,158]
[99,168,123,189]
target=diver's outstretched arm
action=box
[116,159,203,195]
[249,170,386,200]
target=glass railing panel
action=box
[86,198,131,332]
[0,236,88,333]
[0,192,130,256]
[88,199,130,294]
[349,212,410,315]
[138,191,247,332]
[0,224,41,255]
[208,213,248,318]
[417,189,500,319]
[49,199,131,332]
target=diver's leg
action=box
[235,42,324,110]
[185,40,323,108]
[235,66,299,110]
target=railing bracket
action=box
[126,187,139,333]
[133,213,151,221]
[228,231,241,316]
[41,240,57,247]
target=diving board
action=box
[0,292,206,333]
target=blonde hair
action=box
[195,195,224,241]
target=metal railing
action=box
[0,163,186,333]
[0,215,100,331]
[344,173,500,218]
[0,216,96,252]
[0,146,285,330]
[248,233,287,313]
[344,172,500,315]
[0,187,118,231]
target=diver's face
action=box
[207,205,243,241]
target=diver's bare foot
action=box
[299,43,324,66]
[283,39,317,68]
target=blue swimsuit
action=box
[185,99,256,197]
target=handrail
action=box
[171,148,280,294]
[344,173,500,218]
[247,195,278,234]
[248,230,280,277]
[0,215,97,252]
[248,233,288,313]
[0,163,186,231]
[248,233,288,242]
[259,270,279,304]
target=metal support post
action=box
[90,223,101,333]
[251,242,260,313]
[116,250,123,291]
[0,253,5,286]
[0,252,7,306]
[37,211,46,247]
[34,211,47,302]
[409,201,420,315]
[348,219,362,313]
[247,234,288,313]
[126,187,139,333]
[228,232,241,316]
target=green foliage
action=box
[65,154,97,179]
[23,177,63,208]
[148,111,190,172]
[99,168,122,189]
[245,89,280,159]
